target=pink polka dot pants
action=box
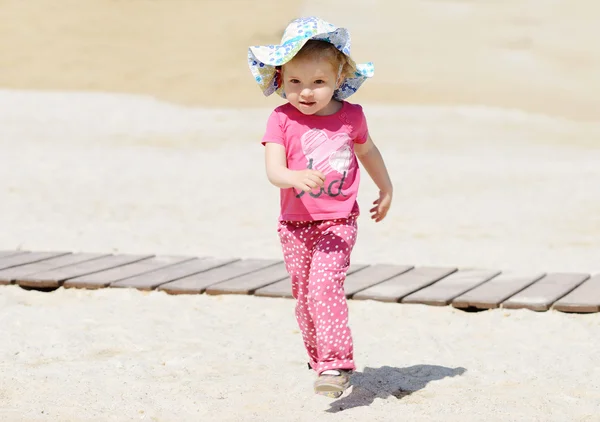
[277,214,358,375]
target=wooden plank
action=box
[252,278,294,298]
[552,274,600,313]
[63,255,197,289]
[346,264,413,297]
[501,272,590,311]
[0,250,28,258]
[159,259,280,295]
[0,251,70,271]
[401,268,501,306]
[17,254,153,288]
[0,253,107,285]
[108,257,239,290]
[352,267,457,302]
[205,262,291,295]
[252,276,293,299]
[452,272,545,309]
[253,264,370,299]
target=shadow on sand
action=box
[326,364,467,413]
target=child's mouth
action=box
[300,101,316,106]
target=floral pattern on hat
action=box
[248,16,374,101]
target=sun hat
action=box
[247,16,374,101]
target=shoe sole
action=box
[314,379,350,398]
[316,390,343,399]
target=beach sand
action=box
[1,90,599,274]
[1,286,599,421]
[1,0,600,420]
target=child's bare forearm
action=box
[357,146,393,194]
[266,165,295,189]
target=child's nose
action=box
[301,87,313,97]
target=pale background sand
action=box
[2,0,600,120]
[1,0,600,420]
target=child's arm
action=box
[354,136,393,222]
[264,143,326,192]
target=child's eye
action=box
[289,79,300,84]
[314,80,325,84]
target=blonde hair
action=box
[284,40,357,82]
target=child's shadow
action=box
[326,364,466,413]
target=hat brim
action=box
[247,30,374,101]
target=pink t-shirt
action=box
[262,101,369,221]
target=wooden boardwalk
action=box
[0,250,598,313]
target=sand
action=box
[1,0,600,420]
[1,286,600,421]
[2,0,600,120]
[1,90,599,274]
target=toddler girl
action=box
[248,16,393,398]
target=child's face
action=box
[282,56,340,116]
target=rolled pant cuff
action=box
[314,360,356,375]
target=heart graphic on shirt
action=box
[329,144,353,174]
[300,129,353,175]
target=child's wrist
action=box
[380,186,393,196]
[281,168,297,188]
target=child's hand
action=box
[289,169,326,192]
[370,190,392,222]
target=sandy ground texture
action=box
[1,0,600,420]
[1,90,599,273]
[1,0,600,121]
[1,0,599,272]
[1,286,599,422]
[0,90,599,422]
